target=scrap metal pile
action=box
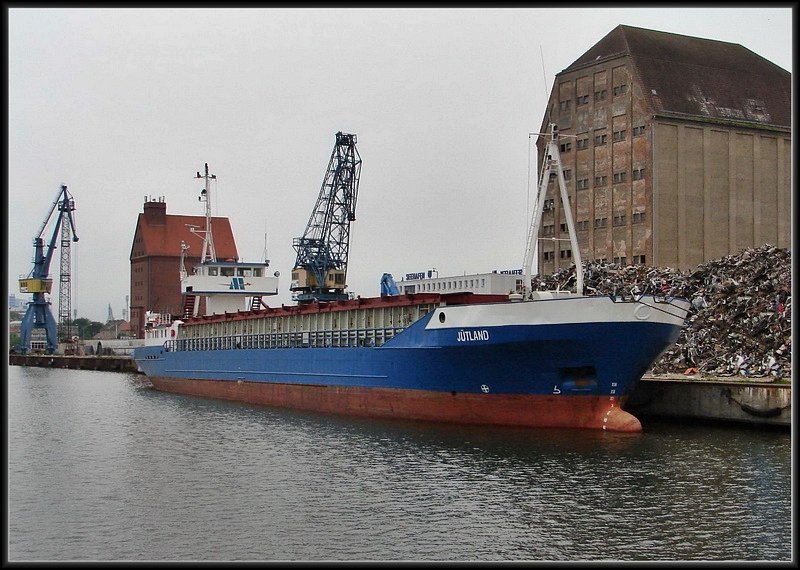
[530,244,791,379]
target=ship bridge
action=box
[183,260,279,316]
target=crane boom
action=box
[291,132,362,303]
[523,124,583,296]
[17,185,79,354]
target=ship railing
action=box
[167,326,406,352]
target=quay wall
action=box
[10,354,140,374]
[627,375,791,428]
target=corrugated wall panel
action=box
[730,133,755,252]
[756,137,778,247]
[704,129,730,261]
[681,126,705,268]
[653,123,679,267]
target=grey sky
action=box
[8,7,793,323]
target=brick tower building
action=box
[129,197,239,339]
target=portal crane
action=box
[17,185,79,354]
[291,132,362,303]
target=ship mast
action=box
[195,163,217,263]
[523,123,583,296]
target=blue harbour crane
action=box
[291,132,362,303]
[17,185,79,354]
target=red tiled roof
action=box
[131,203,239,260]
[563,25,791,128]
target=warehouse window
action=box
[632,211,646,224]
[613,171,627,184]
[632,167,645,180]
[633,255,646,265]
[594,133,608,145]
[595,175,608,187]
[560,223,568,232]
[560,249,572,259]
[543,198,555,211]
[633,125,646,136]
[612,129,626,142]
[594,89,607,101]
[613,84,628,96]
[576,137,589,150]
[543,251,555,261]
[543,224,555,236]
[577,94,589,105]
[594,217,608,228]
[613,214,626,227]
[613,256,627,265]
[560,142,572,153]
[559,100,571,112]
[576,178,589,190]
[562,169,572,180]
[577,220,590,231]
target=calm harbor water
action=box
[7,365,794,562]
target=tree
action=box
[71,318,104,340]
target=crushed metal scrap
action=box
[529,244,791,379]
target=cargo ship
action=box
[133,130,690,432]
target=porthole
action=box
[439,312,446,323]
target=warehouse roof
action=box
[563,25,791,128]
[130,200,239,261]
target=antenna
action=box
[263,228,270,266]
[539,45,549,102]
[195,163,217,263]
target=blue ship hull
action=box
[134,295,689,431]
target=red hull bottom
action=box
[148,377,642,433]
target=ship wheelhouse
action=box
[182,260,279,316]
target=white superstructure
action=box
[394,271,525,296]
[183,261,279,315]
[181,163,279,317]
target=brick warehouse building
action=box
[535,25,791,275]
[129,197,239,339]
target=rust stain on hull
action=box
[149,377,641,433]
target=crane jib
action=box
[291,131,362,303]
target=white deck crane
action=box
[522,123,583,296]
